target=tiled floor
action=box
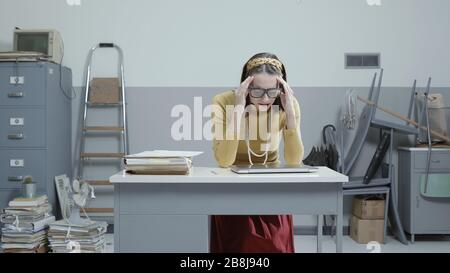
[104,234,450,253]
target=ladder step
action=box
[84,180,113,186]
[83,126,124,132]
[82,208,114,213]
[87,104,122,107]
[87,102,123,107]
[81,153,125,158]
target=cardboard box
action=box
[350,215,385,244]
[352,195,385,220]
[89,78,120,103]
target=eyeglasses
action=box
[248,87,282,98]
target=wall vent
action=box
[345,53,380,69]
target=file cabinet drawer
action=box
[0,150,46,189]
[414,152,450,171]
[0,109,46,148]
[0,66,46,106]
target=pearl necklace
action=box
[245,113,272,166]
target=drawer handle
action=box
[431,159,441,163]
[8,133,24,140]
[8,176,24,182]
[8,92,24,98]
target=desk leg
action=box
[317,215,323,253]
[207,215,211,252]
[336,185,343,253]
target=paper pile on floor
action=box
[47,219,107,253]
[0,195,55,253]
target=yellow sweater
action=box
[212,90,304,167]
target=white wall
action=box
[1,0,450,87]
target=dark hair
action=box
[241,53,287,111]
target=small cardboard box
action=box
[352,195,385,220]
[350,215,384,244]
[89,78,120,103]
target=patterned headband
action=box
[246,57,283,72]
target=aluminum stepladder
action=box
[77,43,128,216]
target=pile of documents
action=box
[0,195,55,253]
[123,150,203,175]
[47,220,108,253]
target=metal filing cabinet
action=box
[0,61,72,214]
[398,147,450,243]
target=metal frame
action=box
[331,69,419,245]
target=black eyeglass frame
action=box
[248,86,283,98]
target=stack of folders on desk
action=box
[0,195,55,253]
[123,150,203,175]
[47,220,107,253]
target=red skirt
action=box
[210,215,295,253]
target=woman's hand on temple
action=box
[234,76,254,106]
[277,76,297,129]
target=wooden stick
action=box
[357,96,450,143]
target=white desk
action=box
[110,166,348,253]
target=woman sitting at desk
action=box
[210,53,305,253]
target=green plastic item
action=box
[420,174,450,198]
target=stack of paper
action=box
[47,220,108,253]
[0,195,55,253]
[123,150,203,175]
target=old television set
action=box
[13,29,63,64]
